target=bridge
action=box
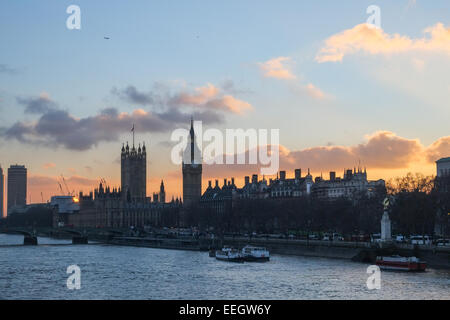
[2,229,39,245]
[0,227,126,246]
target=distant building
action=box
[121,140,147,202]
[312,168,385,200]
[0,165,4,217]
[269,169,314,199]
[159,180,166,204]
[201,167,385,216]
[201,179,237,215]
[436,157,450,177]
[7,164,27,215]
[52,141,180,228]
[52,183,181,228]
[182,119,202,208]
[50,196,80,214]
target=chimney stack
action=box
[295,169,301,179]
[280,171,286,180]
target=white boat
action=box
[242,245,270,262]
[215,247,244,262]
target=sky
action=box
[0,0,449,215]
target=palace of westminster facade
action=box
[53,120,385,228]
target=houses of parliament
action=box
[53,120,201,228]
[52,118,386,229]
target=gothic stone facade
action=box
[182,120,202,208]
[121,142,146,201]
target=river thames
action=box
[0,234,448,300]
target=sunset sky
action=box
[1,0,449,215]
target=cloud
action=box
[258,57,329,100]
[1,106,223,151]
[292,83,329,100]
[112,82,253,115]
[202,131,447,179]
[42,162,56,169]
[258,57,296,80]
[220,80,252,95]
[170,83,253,114]
[0,64,17,75]
[425,136,450,163]
[316,23,450,63]
[16,92,58,114]
[111,86,154,105]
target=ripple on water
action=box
[0,235,449,299]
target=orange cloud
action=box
[170,83,252,114]
[42,162,56,169]
[259,57,329,100]
[303,83,327,100]
[258,57,296,79]
[173,83,220,105]
[425,136,450,163]
[201,131,448,182]
[316,23,450,63]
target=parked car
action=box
[333,233,344,241]
[436,239,450,247]
[322,234,331,241]
[371,233,382,243]
[394,235,406,243]
[410,235,432,245]
[351,234,370,242]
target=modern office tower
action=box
[0,165,4,217]
[7,164,27,215]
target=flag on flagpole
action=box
[131,124,135,132]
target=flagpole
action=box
[132,124,135,148]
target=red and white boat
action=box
[376,255,427,271]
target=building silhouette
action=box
[159,180,166,204]
[436,157,450,177]
[52,140,182,228]
[121,136,147,202]
[0,165,4,217]
[7,164,27,215]
[182,119,202,208]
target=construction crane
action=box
[57,180,64,195]
[61,174,72,196]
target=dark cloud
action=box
[113,83,252,114]
[1,106,223,151]
[16,94,58,114]
[111,85,154,105]
[0,64,17,75]
[3,81,250,151]
[220,80,252,95]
